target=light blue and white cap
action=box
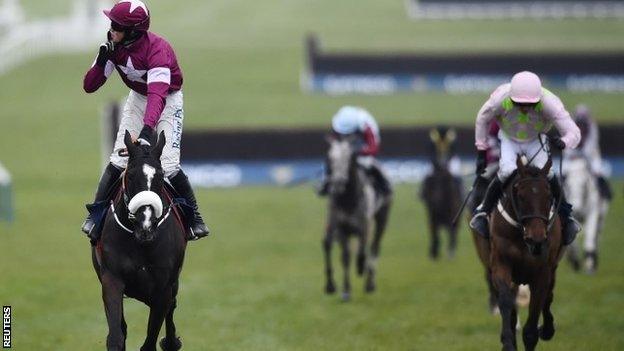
[332,106,363,135]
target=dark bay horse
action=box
[420,161,463,259]
[490,156,565,351]
[322,136,392,301]
[92,131,187,351]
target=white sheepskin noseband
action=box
[127,191,163,218]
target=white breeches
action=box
[110,90,184,178]
[497,131,553,182]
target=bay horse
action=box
[92,131,187,351]
[563,157,608,273]
[490,155,565,351]
[322,135,392,301]
[420,161,463,259]
[468,172,530,316]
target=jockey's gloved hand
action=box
[96,34,115,68]
[550,136,566,150]
[137,125,156,146]
[596,175,613,200]
[475,150,487,175]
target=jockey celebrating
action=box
[563,105,613,201]
[81,0,209,240]
[469,71,582,245]
[318,106,392,196]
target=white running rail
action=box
[0,0,111,75]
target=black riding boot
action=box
[81,163,122,238]
[469,176,503,238]
[368,163,392,196]
[169,170,210,240]
[549,177,581,245]
[468,175,490,212]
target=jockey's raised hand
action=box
[95,39,114,68]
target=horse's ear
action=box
[516,154,527,175]
[542,157,552,175]
[124,130,136,155]
[151,131,166,159]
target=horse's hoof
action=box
[160,336,182,351]
[522,327,539,351]
[365,281,375,293]
[502,345,517,351]
[341,292,351,302]
[325,281,336,294]
[538,324,555,341]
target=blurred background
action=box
[0,0,623,349]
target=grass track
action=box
[1,1,624,349]
[0,184,623,350]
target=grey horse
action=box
[322,135,392,301]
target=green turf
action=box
[0,184,623,350]
[1,1,624,349]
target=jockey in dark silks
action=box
[563,105,612,201]
[81,0,209,242]
[318,106,392,197]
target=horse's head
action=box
[326,134,357,195]
[512,155,553,256]
[123,130,166,243]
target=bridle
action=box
[110,170,172,234]
[505,175,556,232]
[498,133,564,232]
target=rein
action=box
[500,176,556,231]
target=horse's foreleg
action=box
[101,272,126,351]
[356,224,369,277]
[121,305,127,351]
[371,203,390,258]
[323,228,336,294]
[339,234,351,302]
[140,290,174,351]
[448,225,458,259]
[429,219,440,260]
[486,269,499,314]
[583,209,600,273]
[522,277,549,351]
[539,275,556,341]
[566,243,581,272]
[159,282,182,351]
[492,264,517,351]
